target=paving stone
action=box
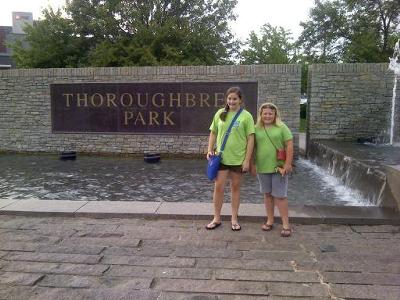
[227,241,301,251]
[153,278,269,295]
[4,252,101,264]
[196,258,293,271]
[2,261,109,276]
[359,232,400,239]
[197,231,262,243]
[159,293,331,300]
[314,252,400,263]
[102,255,196,267]
[318,260,400,273]
[331,283,400,300]
[0,272,44,286]
[143,239,228,249]
[0,231,61,244]
[106,265,212,279]
[1,216,399,299]
[242,250,313,262]
[60,237,141,247]
[36,288,159,300]
[0,242,39,252]
[323,271,400,286]
[103,246,174,257]
[38,274,152,289]
[112,226,183,240]
[215,269,319,283]
[0,286,160,300]
[36,244,105,255]
[268,282,329,297]
[174,247,242,259]
[158,292,272,299]
[351,225,400,233]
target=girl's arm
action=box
[207,131,217,160]
[242,133,254,172]
[283,139,294,174]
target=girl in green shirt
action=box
[252,102,293,237]
[206,87,255,231]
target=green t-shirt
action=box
[255,122,293,173]
[210,108,255,165]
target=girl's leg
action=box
[275,197,290,229]
[229,171,243,227]
[264,193,275,226]
[206,170,229,228]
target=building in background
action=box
[0,12,33,69]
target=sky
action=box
[0,0,315,41]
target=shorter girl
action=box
[252,102,293,237]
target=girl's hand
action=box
[242,160,250,173]
[283,163,293,175]
[206,151,214,160]
[275,167,285,176]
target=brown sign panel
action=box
[51,82,258,135]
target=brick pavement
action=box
[0,215,399,300]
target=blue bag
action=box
[206,154,222,180]
[206,108,243,181]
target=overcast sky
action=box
[0,0,315,41]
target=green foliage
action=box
[11,0,239,68]
[10,8,87,68]
[297,0,400,63]
[240,23,295,64]
[299,117,307,133]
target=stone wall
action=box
[308,63,400,142]
[0,65,301,155]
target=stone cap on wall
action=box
[0,64,301,78]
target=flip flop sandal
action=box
[205,221,222,230]
[262,223,274,231]
[280,228,292,237]
[231,223,241,231]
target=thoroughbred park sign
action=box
[51,82,258,135]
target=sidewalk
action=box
[0,200,400,299]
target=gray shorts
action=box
[257,173,288,198]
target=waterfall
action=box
[388,39,400,145]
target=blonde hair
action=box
[256,102,282,128]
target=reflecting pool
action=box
[0,154,371,206]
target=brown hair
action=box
[220,86,243,121]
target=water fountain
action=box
[388,39,399,145]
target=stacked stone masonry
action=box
[0,65,301,155]
[308,63,400,142]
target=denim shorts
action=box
[257,172,288,198]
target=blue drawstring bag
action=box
[206,154,222,181]
[206,108,243,181]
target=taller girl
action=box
[206,87,255,231]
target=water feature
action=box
[308,140,400,209]
[0,153,369,206]
[388,39,400,145]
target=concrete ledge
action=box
[0,199,399,225]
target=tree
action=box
[10,8,87,68]
[11,0,239,68]
[297,0,400,63]
[240,23,295,64]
